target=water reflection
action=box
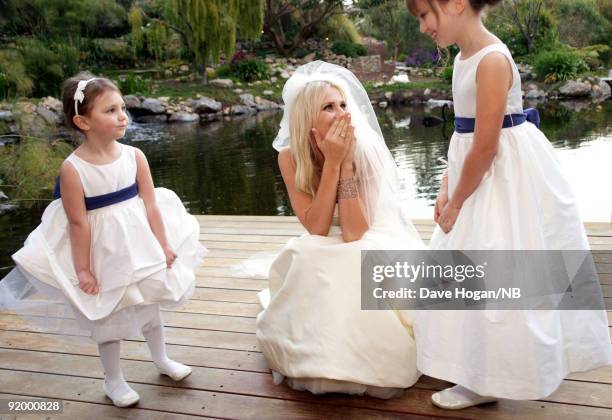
[1,101,610,275]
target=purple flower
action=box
[405,48,440,67]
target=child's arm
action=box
[438,53,512,233]
[134,148,176,267]
[60,161,98,294]
[434,170,448,223]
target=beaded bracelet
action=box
[337,177,358,200]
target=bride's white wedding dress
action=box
[244,61,426,398]
[256,215,423,398]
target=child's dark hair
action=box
[406,0,502,15]
[62,73,121,132]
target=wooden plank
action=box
[205,248,279,258]
[3,348,612,420]
[196,215,300,222]
[201,233,293,243]
[0,393,202,420]
[0,370,428,419]
[201,240,283,251]
[201,227,306,236]
[202,256,249,268]
[567,365,612,385]
[200,236,605,249]
[0,298,261,321]
[0,315,259,352]
[0,349,453,414]
[0,298,262,321]
[200,221,305,230]
[597,263,612,274]
[179,299,260,318]
[591,245,612,251]
[3,360,612,420]
[198,255,612,286]
[0,330,268,373]
[197,266,267,280]
[593,252,612,264]
[414,375,612,411]
[197,215,611,234]
[3,327,611,397]
[197,268,612,289]
[544,379,612,408]
[192,287,259,304]
[196,275,268,291]
[0,308,256,334]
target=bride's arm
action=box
[278,148,338,236]
[337,147,369,242]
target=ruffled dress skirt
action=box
[256,224,424,398]
[1,188,206,343]
[413,123,612,399]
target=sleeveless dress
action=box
[255,208,424,398]
[412,43,612,399]
[3,143,206,343]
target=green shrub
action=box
[317,14,361,43]
[291,48,311,59]
[487,4,558,59]
[571,44,611,69]
[0,50,34,99]
[331,41,368,58]
[440,66,453,84]
[117,74,152,95]
[0,138,72,207]
[16,38,64,97]
[556,0,610,47]
[533,49,589,83]
[84,38,136,67]
[215,64,232,78]
[230,59,269,82]
[52,43,80,81]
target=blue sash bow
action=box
[53,177,139,211]
[454,107,541,134]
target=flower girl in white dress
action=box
[0,75,206,407]
[252,61,424,399]
[406,0,612,410]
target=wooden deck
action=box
[1,215,611,419]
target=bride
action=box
[251,61,425,399]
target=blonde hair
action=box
[289,81,346,196]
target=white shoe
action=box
[156,359,193,381]
[103,380,140,408]
[431,385,498,410]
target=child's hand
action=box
[434,190,449,224]
[438,201,461,233]
[77,270,99,295]
[163,245,177,268]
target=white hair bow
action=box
[74,78,97,116]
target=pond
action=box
[1,100,610,275]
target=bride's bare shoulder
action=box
[277,148,294,169]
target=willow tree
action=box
[130,0,264,83]
[263,0,345,56]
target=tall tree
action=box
[356,0,407,61]
[130,0,264,83]
[263,0,344,56]
[501,0,546,53]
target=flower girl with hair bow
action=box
[0,73,206,407]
